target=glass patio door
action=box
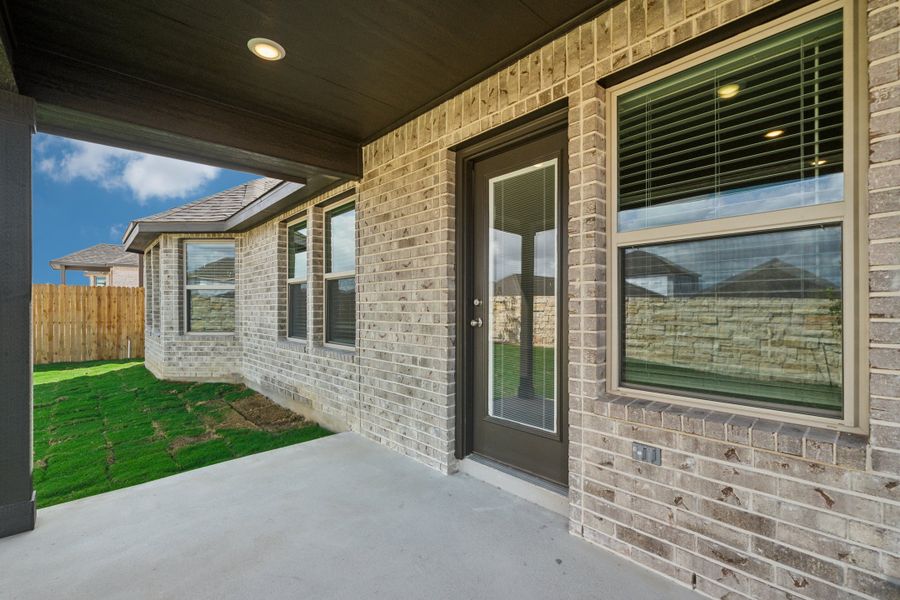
[468,128,567,486]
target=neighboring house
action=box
[703,257,840,298]
[2,1,897,598]
[49,243,141,287]
[623,249,701,297]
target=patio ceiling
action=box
[1,0,609,188]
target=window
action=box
[287,219,308,339]
[610,7,854,421]
[95,275,107,287]
[184,241,235,333]
[325,202,355,346]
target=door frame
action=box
[453,99,569,465]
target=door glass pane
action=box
[622,226,842,415]
[489,160,557,432]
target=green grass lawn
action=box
[492,343,555,399]
[33,360,332,508]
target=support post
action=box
[518,231,535,399]
[0,90,36,538]
[59,266,66,285]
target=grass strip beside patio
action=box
[33,360,332,508]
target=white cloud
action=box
[37,137,221,203]
[109,223,124,241]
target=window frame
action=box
[145,240,161,335]
[285,214,309,341]
[183,239,236,335]
[323,198,356,349]
[605,0,866,432]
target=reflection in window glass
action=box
[489,161,557,432]
[622,226,842,414]
[326,204,356,274]
[618,12,843,231]
[325,202,356,345]
[185,242,235,332]
[326,278,355,346]
[288,282,308,339]
[288,222,308,280]
[186,243,235,286]
[187,289,236,333]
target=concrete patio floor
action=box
[0,433,701,600]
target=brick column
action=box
[308,205,325,346]
[0,90,35,538]
[566,78,607,537]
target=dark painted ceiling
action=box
[4,1,601,144]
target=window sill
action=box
[176,333,237,342]
[276,338,309,353]
[313,344,356,362]
[597,395,868,471]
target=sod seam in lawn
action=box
[33,360,332,508]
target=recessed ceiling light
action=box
[717,83,740,99]
[811,158,828,166]
[764,129,784,139]
[248,38,286,61]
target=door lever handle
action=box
[469,317,483,328]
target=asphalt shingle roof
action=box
[136,177,282,224]
[50,244,140,269]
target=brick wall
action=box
[144,234,241,382]
[142,0,898,597]
[109,265,140,287]
[238,184,360,433]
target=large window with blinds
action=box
[184,241,236,333]
[287,218,309,339]
[325,201,356,346]
[609,6,854,421]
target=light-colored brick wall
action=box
[144,0,898,597]
[238,183,360,433]
[144,233,241,382]
[109,265,140,287]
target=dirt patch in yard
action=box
[168,431,218,452]
[231,394,309,431]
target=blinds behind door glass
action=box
[617,11,843,231]
[488,162,558,432]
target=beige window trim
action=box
[605,0,867,433]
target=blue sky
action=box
[32,134,258,284]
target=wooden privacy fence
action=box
[33,284,144,365]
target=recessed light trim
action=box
[764,129,785,139]
[717,83,740,99]
[248,38,286,61]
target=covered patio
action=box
[0,433,699,600]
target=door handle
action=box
[469,317,483,328]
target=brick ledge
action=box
[597,396,868,470]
